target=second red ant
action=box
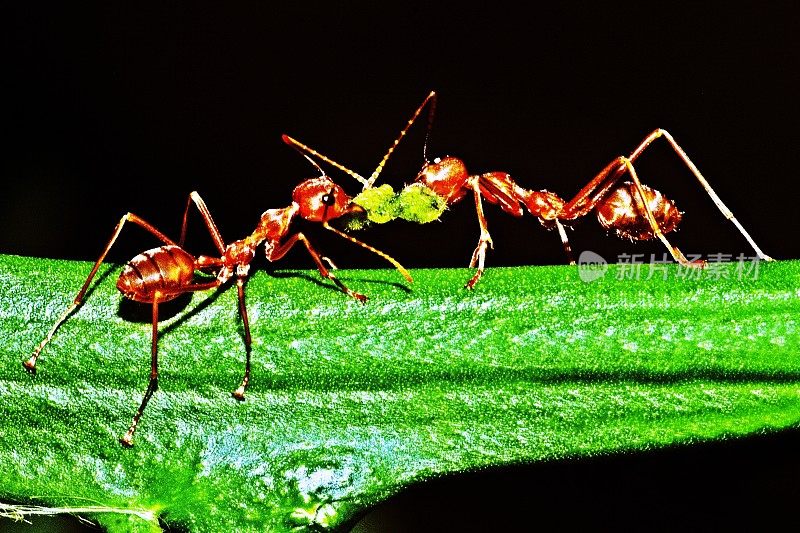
[283,91,772,288]
[24,154,411,446]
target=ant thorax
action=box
[217,239,257,283]
[251,206,297,249]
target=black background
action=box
[3,2,800,531]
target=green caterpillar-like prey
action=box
[343,184,447,231]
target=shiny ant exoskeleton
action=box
[283,91,772,288]
[24,156,411,446]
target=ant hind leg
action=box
[25,213,178,372]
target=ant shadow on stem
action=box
[265,268,413,294]
[116,273,225,336]
[118,292,194,324]
[80,264,119,302]
[113,264,410,344]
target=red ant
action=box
[283,91,772,288]
[24,157,411,446]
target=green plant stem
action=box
[1,255,799,531]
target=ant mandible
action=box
[24,155,411,446]
[283,91,772,288]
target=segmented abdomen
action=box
[117,245,195,303]
[596,182,682,241]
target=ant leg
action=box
[181,278,251,400]
[554,220,576,265]
[621,158,701,267]
[25,213,177,372]
[559,158,627,220]
[179,191,226,254]
[231,275,252,401]
[120,280,221,447]
[466,178,494,290]
[560,131,771,260]
[268,233,368,302]
[120,291,162,447]
[642,129,771,260]
[560,156,699,266]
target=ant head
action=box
[415,156,469,200]
[293,177,352,223]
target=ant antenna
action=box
[323,222,413,283]
[367,90,438,189]
[422,91,437,164]
[284,135,329,178]
[282,135,370,187]
[302,153,325,178]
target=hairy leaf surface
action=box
[1,255,799,531]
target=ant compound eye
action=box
[322,192,336,206]
[294,179,348,222]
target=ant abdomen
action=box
[596,181,682,241]
[117,245,195,303]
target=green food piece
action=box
[337,211,371,232]
[351,184,399,224]
[396,183,447,223]
[1,254,799,531]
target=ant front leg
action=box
[25,213,178,373]
[268,233,368,303]
[466,177,494,289]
